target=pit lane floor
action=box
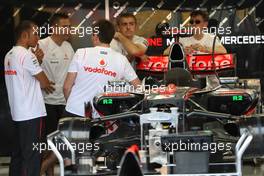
[1,157,264,176]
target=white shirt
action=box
[4,46,46,121]
[110,35,148,68]
[65,46,138,116]
[38,37,74,105]
[110,35,148,56]
[179,33,223,54]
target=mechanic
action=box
[110,13,149,68]
[63,19,141,117]
[164,10,226,55]
[38,19,141,174]
[38,13,75,176]
[164,10,227,88]
[4,20,54,176]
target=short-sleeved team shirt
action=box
[4,46,46,121]
[65,46,138,116]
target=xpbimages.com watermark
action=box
[33,24,99,38]
[156,26,264,45]
[162,140,232,154]
[103,83,168,95]
[162,26,232,36]
[32,142,100,154]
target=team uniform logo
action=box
[99,58,107,67]
[5,59,17,75]
[64,53,69,60]
[100,51,108,55]
[83,58,116,77]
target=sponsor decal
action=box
[187,54,234,71]
[99,58,107,67]
[83,66,116,77]
[137,56,168,72]
[100,51,108,55]
[5,70,17,75]
[64,54,69,60]
[5,60,17,75]
[136,54,234,72]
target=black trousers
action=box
[61,110,81,118]
[44,104,65,136]
[9,117,43,176]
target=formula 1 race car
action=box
[47,43,264,176]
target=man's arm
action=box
[211,36,227,54]
[34,71,55,94]
[129,78,141,88]
[163,46,171,55]
[121,55,142,88]
[138,54,150,62]
[212,45,227,54]
[63,49,79,101]
[191,44,227,54]
[23,52,54,94]
[165,44,227,55]
[31,43,44,64]
[63,72,77,101]
[115,32,147,61]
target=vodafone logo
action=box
[189,56,230,70]
[144,61,168,71]
[187,54,234,71]
[99,59,107,67]
[5,70,17,75]
[83,66,117,78]
[5,61,17,75]
[137,56,169,72]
